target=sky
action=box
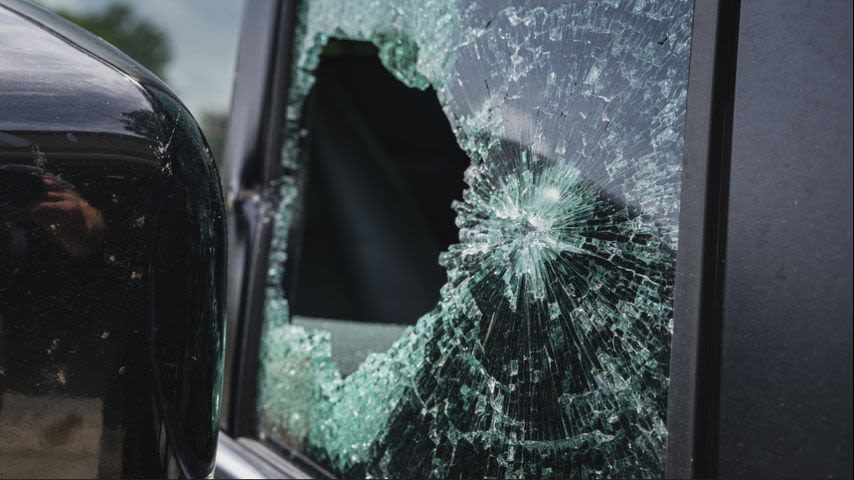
[39,0,244,120]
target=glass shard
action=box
[258,0,694,478]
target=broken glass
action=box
[257,0,694,478]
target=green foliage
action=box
[53,3,172,78]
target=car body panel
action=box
[0,2,226,477]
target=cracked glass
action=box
[257,0,694,478]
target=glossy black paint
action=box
[0,2,226,478]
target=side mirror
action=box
[0,2,226,478]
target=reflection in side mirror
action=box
[0,3,226,478]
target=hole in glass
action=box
[257,1,694,475]
[284,40,469,376]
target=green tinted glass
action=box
[258,1,694,478]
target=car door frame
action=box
[218,0,752,478]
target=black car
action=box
[1,0,851,478]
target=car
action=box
[1,0,851,478]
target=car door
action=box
[224,0,691,477]
[217,0,852,479]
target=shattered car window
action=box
[258,0,694,478]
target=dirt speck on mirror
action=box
[258,0,693,478]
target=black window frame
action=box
[220,0,297,440]
[663,0,740,478]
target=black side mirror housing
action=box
[0,1,226,477]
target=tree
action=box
[52,3,172,79]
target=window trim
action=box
[216,432,312,479]
[221,0,299,439]
[665,0,740,477]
